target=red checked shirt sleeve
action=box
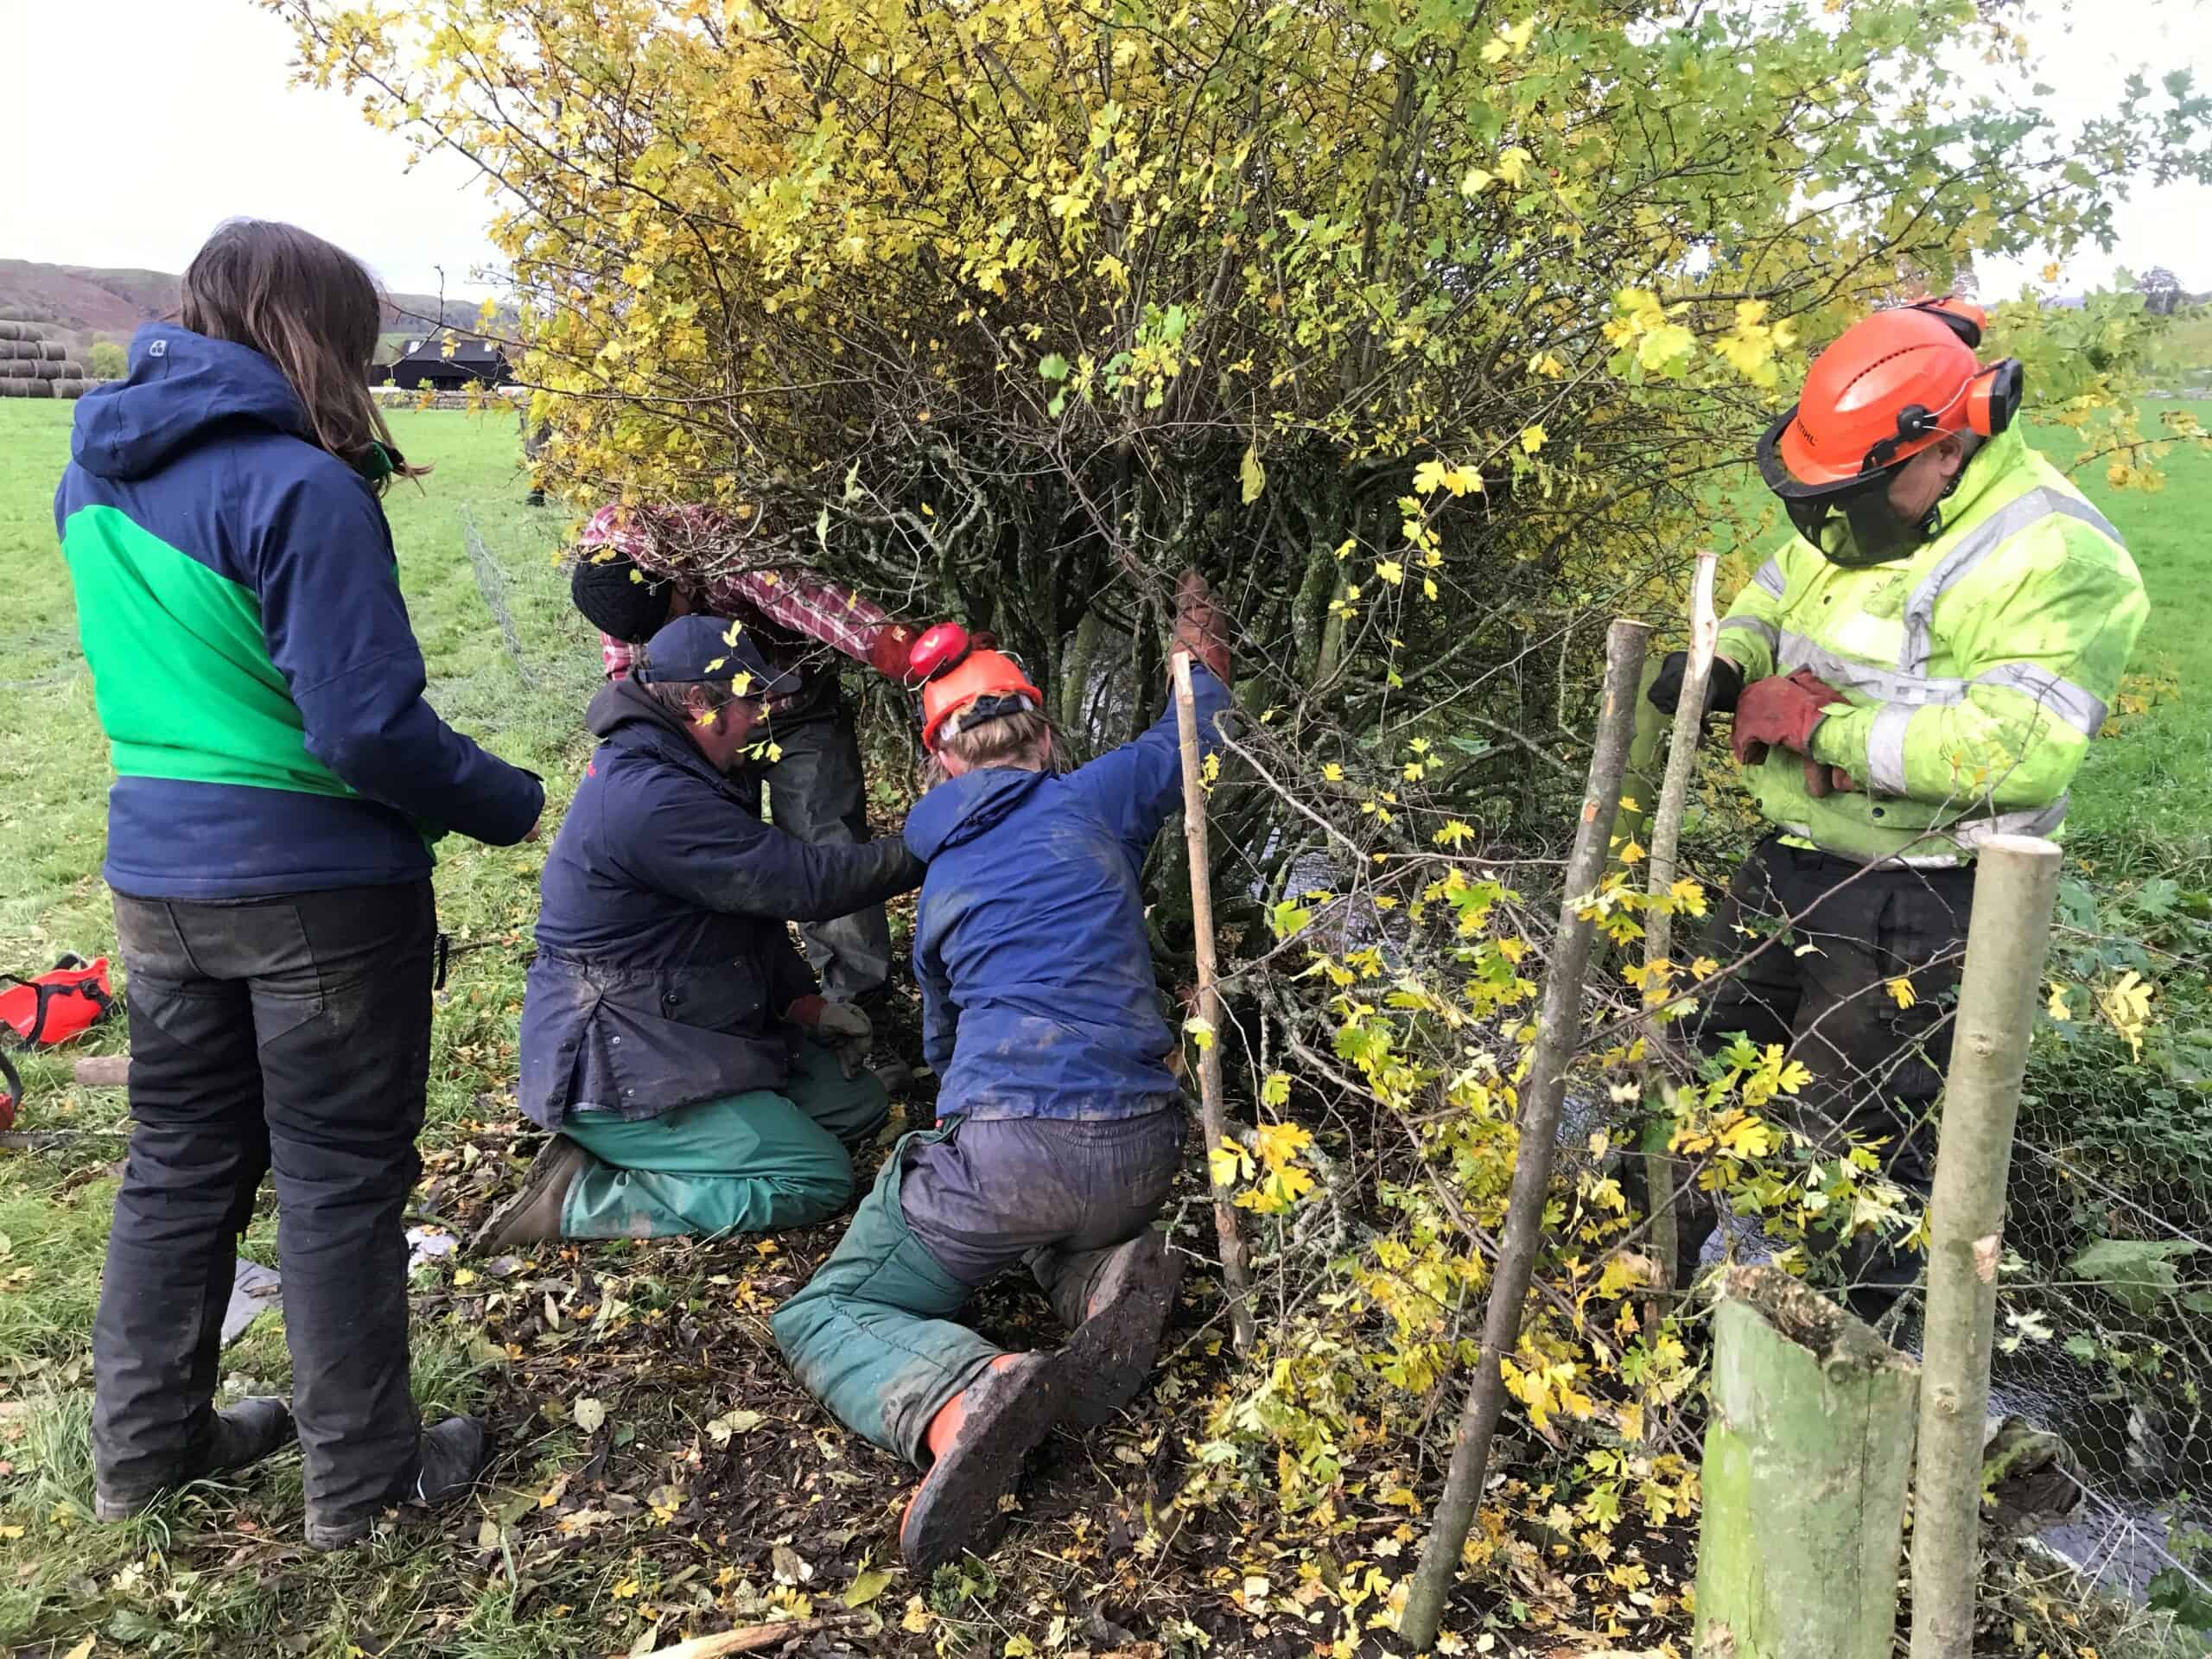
[697,567,896,666]
[601,633,639,681]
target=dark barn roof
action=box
[384,335,513,389]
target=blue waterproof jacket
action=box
[519,679,922,1128]
[904,664,1230,1122]
[54,324,542,898]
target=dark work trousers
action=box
[1662,837,1974,1299]
[734,702,894,1006]
[95,885,438,1535]
[772,1109,1188,1463]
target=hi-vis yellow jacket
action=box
[1717,425,2149,865]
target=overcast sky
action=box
[0,0,2205,300]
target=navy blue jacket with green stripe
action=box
[54,324,543,899]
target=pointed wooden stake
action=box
[1173,651,1255,1356]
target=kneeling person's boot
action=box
[95,1396,296,1522]
[473,1136,590,1254]
[305,1414,491,1550]
[899,1353,1065,1573]
[1063,1232,1182,1427]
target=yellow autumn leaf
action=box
[2046,980,2072,1020]
[1209,1139,1254,1187]
[1321,761,1345,782]
[1376,559,1404,585]
[1886,977,1918,1010]
[1423,576,1440,601]
[1520,423,1547,454]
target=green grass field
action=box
[0,395,2203,1656]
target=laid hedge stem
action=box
[1909,833,2064,1659]
[1400,618,1650,1649]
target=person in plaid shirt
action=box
[569,505,927,1071]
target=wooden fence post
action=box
[1173,651,1256,1357]
[1910,834,2063,1658]
[1693,1264,1918,1658]
[1399,619,1650,1650]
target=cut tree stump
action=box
[1694,1264,1917,1659]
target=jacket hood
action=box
[904,766,1049,861]
[70,324,309,482]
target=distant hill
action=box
[0,258,515,362]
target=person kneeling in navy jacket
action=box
[480,616,921,1251]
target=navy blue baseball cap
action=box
[635,614,802,700]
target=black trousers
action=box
[1669,838,1974,1294]
[734,705,894,1004]
[95,884,437,1534]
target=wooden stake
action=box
[622,1611,859,1658]
[1173,651,1255,1357]
[1639,551,1719,1299]
[1694,1264,1918,1659]
[1400,619,1650,1650]
[1909,834,2063,1659]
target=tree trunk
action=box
[1909,835,2064,1659]
[1694,1264,1918,1659]
[1398,618,1650,1651]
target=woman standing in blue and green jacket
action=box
[54,219,544,1549]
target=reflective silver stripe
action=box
[1899,488,2123,673]
[1972,662,2107,737]
[1950,795,2070,848]
[1752,558,1787,597]
[1777,794,2069,868]
[1866,703,1916,795]
[1777,631,1967,707]
[1719,615,1779,655]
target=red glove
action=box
[1173,571,1231,683]
[868,623,921,681]
[1732,669,1847,770]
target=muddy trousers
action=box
[771,1109,1186,1464]
[95,885,437,1538]
[559,1046,889,1238]
[1658,838,1974,1297]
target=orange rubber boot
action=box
[898,1351,1067,1573]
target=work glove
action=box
[1647,652,1745,724]
[786,994,874,1080]
[868,622,922,681]
[1733,669,1850,795]
[1173,571,1232,683]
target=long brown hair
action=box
[179,219,426,493]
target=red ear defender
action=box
[1966,359,2024,438]
[906,622,972,683]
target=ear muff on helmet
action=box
[1966,358,2024,438]
[1910,296,1987,349]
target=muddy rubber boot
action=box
[304,1414,490,1550]
[899,1352,1065,1573]
[1062,1232,1183,1428]
[95,1396,296,1522]
[471,1136,589,1254]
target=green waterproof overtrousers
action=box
[769,1127,1001,1464]
[560,1045,887,1239]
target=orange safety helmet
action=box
[912,623,1044,753]
[1758,297,2024,566]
